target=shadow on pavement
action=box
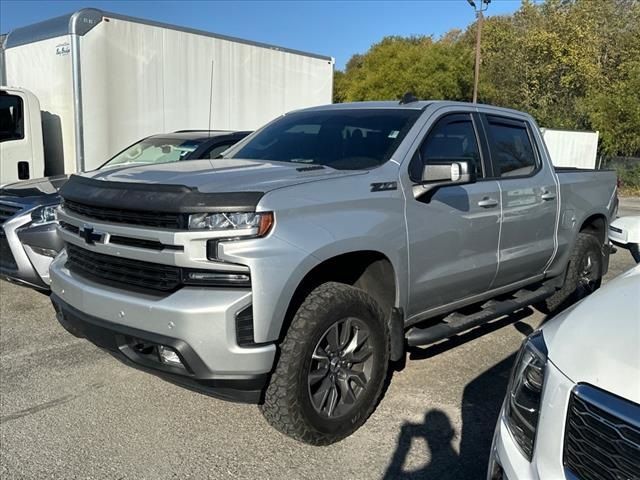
[383,309,536,479]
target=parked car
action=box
[0,130,250,291]
[609,215,640,263]
[49,100,617,444]
[488,264,639,480]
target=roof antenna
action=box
[399,92,419,105]
[208,60,214,137]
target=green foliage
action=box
[334,0,640,156]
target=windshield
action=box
[227,109,421,170]
[102,137,207,168]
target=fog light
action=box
[158,345,182,366]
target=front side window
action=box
[0,93,24,142]
[101,137,207,169]
[227,109,421,170]
[486,118,537,177]
[410,114,482,180]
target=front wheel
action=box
[260,282,389,445]
[537,233,603,314]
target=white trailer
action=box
[1,8,334,182]
[541,128,600,169]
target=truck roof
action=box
[297,100,535,119]
[2,8,333,62]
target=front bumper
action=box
[49,252,277,403]
[1,211,62,291]
[488,360,574,480]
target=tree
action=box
[334,0,640,156]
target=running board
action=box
[406,284,556,347]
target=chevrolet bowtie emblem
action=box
[80,225,104,245]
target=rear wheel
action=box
[537,233,603,314]
[261,282,389,445]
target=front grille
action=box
[64,200,182,229]
[0,202,23,224]
[66,243,182,292]
[564,385,640,480]
[0,231,17,270]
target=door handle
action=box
[541,190,556,201]
[477,197,499,208]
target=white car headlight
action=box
[187,211,273,236]
[504,331,547,461]
[31,205,59,226]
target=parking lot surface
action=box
[1,201,637,480]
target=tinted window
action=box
[101,137,207,168]
[206,142,235,159]
[411,115,482,180]
[0,93,24,142]
[228,109,421,170]
[486,119,537,177]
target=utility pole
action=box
[467,0,491,103]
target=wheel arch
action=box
[278,250,403,358]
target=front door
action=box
[405,113,501,317]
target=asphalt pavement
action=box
[1,201,637,480]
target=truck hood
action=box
[86,159,362,193]
[542,265,640,404]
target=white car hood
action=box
[543,265,640,404]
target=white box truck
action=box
[0,8,334,184]
[541,128,600,169]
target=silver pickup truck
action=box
[49,100,617,445]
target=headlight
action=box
[504,331,547,461]
[31,205,59,225]
[188,211,273,236]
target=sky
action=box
[0,0,522,69]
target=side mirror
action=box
[413,160,476,198]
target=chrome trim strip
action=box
[572,384,640,429]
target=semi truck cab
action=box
[0,87,44,185]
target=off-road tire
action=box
[537,233,603,314]
[260,282,389,445]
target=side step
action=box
[406,284,556,347]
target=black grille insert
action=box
[66,243,182,292]
[0,231,17,270]
[0,203,22,224]
[65,243,250,293]
[64,200,183,229]
[564,385,640,480]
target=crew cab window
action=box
[410,114,482,180]
[227,109,421,170]
[206,142,235,159]
[0,93,24,142]
[485,118,537,177]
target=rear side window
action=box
[205,141,236,159]
[486,117,537,177]
[410,114,483,180]
[0,93,24,142]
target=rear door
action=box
[481,114,558,287]
[405,112,501,316]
